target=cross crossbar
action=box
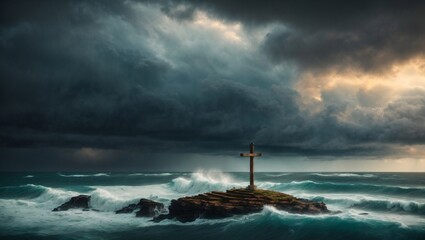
[240,153,262,157]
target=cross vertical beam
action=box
[249,143,254,187]
[240,142,262,190]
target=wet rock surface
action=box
[154,188,330,222]
[116,198,165,217]
[52,195,90,211]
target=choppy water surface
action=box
[0,171,424,240]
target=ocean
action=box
[0,171,424,240]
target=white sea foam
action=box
[128,173,173,177]
[265,173,289,177]
[312,173,376,178]
[58,173,110,177]
[23,175,34,178]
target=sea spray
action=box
[169,170,244,194]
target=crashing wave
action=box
[89,188,139,212]
[85,184,174,212]
[0,184,48,199]
[0,184,78,206]
[169,170,245,194]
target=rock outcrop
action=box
[116,198,165,217]
[52,195,90,211]
[51,189,332,223]
[154,188,330,222]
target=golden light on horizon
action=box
[296,57,425,112]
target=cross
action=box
[240,143,262,190]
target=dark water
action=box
[0,172,424,240]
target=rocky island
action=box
[154,188,329,222]
[52,188,330,222]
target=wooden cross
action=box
[240,143,262,190]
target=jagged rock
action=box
[52,195,90,211]
[116,203,138,214]
[116,199,164,217]
[153,188,330,222]
[135,199,165,217]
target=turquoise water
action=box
[0,172,424,239]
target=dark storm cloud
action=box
[1,0,425,171]
[379,94,425,144]
[173,0,425,146]
[177,0,425,72]
[262,19,425,73]
[0,0,297,154]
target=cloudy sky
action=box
[1,0,425,171]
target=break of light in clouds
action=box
[1,0,425,171]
